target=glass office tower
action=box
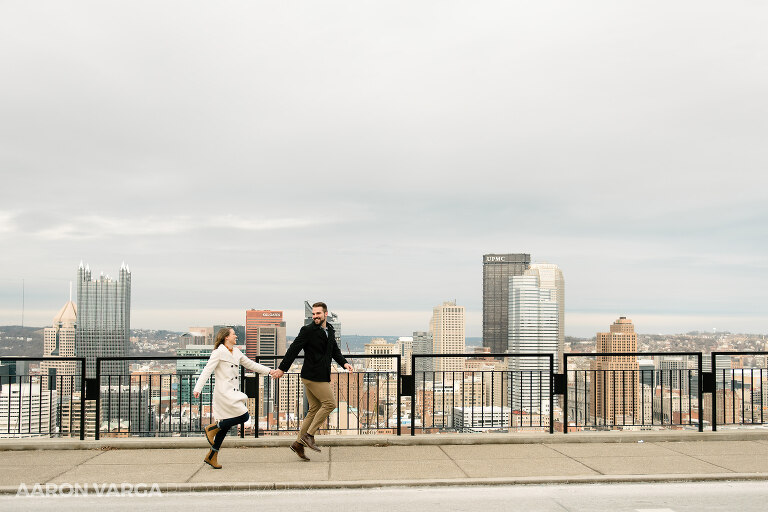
[482,253,530,354]
[76,262,131,379]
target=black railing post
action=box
[549,354,554,434]
[95,358,101,441]
[411,353,416,436]
[240,365,246,438]
[396,354,401,436]
[79,358,86,440]
[563,355,569,434]
[712,352,718,432]
[255,371,261,438]
[697,352,703,432]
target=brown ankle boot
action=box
[204,449,222,469]
[300,433,321,452]
[204,423,220,447]
[290,441,310,461]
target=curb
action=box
[3,430,768,451]
[3,473,768,495]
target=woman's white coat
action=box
[193,344,271,420]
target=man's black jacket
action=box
[278,322,348,382]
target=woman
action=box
[193,327,273,468]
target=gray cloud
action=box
[1,1,767,336]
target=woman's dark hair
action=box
[213,327,233,349]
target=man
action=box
[273,301,353,461]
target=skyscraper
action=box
[0,383,56,438]
[482,253,530,353]
[41,297,78,397]
[508,275,558,412]
[412,331,434,372]
[244,310,286,364]
[430,300,465,372]
[524,263,565,368]
[76,262,131,379]
[395,336,413,374]
[592,317,640,425]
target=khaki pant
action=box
[298,378,336,440]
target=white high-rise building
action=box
[508,275,558,412]
[430,301,465,373]
[0,383,57,437]
[395,336,413,374]
[525,263,564,368]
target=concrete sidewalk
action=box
[2,431,768,493]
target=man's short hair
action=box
[312,302,328,312]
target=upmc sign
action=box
[484,253,530,264]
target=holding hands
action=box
[268,365,352,378]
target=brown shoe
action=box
[290,441,310,461]
[204,449,222,469]
[300,433,321,452]
[204,423,219,447]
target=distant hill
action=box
[0,326,45,357]
[0,326,185,358]
[337,335,483,353]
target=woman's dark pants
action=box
[212,412,249,451]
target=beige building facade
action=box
[592,317,640,425]
[364,338,396,371]
[41,300,79,398]
[430,300,466,373]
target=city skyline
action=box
[1,3,766,338]
[1,261,767,339]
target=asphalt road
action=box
[3,481,768,511]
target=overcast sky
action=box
[1,1,766,338]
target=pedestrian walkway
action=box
[2,431,768,493]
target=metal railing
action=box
[255,354,401,438]
[95,354,401,439]
[2,350,767,439]
[409,353,555,435]
[711,351,768,431]
[0,357,86,440]
[563,352,703,433]
[96,356,210,440]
